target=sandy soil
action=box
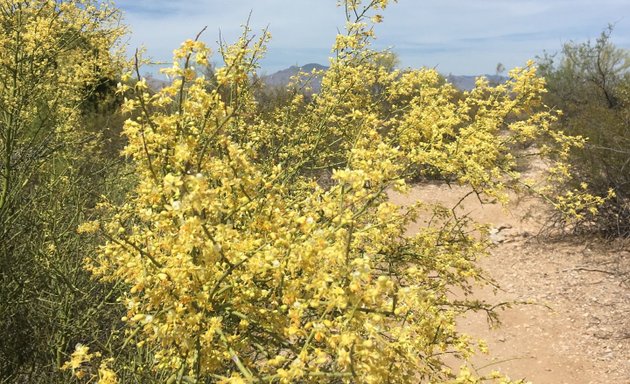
[389,182,630,384]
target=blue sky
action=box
[115,0,630,76]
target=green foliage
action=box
[0,0,129,381]
[539,26,630,236]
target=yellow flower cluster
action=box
[61,344,119,383]
[62,344,97,379]
[85,0,593,382]
[0,0,126,162]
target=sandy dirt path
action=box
[390,183,629,383]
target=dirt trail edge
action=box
[389,183,630,384]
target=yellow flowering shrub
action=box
[0,0,126,228]
[85,1,590,382]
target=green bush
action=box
[0,1,131,381]
[538,27,630,237]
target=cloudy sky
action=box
[116,0,630,76]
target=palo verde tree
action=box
[79,0,599,383]
[0,0,127,381]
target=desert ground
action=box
[390,173,629,383]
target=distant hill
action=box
[262,63,328,93]
[445,74,508,91]
[262,64,507,92]
[143,64,507,93]
[145,75,169,91]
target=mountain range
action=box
[261,63,507,92]
[145,64,507,92]
[444,74,508,91]
[262,63,328,89]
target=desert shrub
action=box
[0,0,130,381]
[80,1,594,383]
[538,27,630,237]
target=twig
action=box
[562,266,617,275]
